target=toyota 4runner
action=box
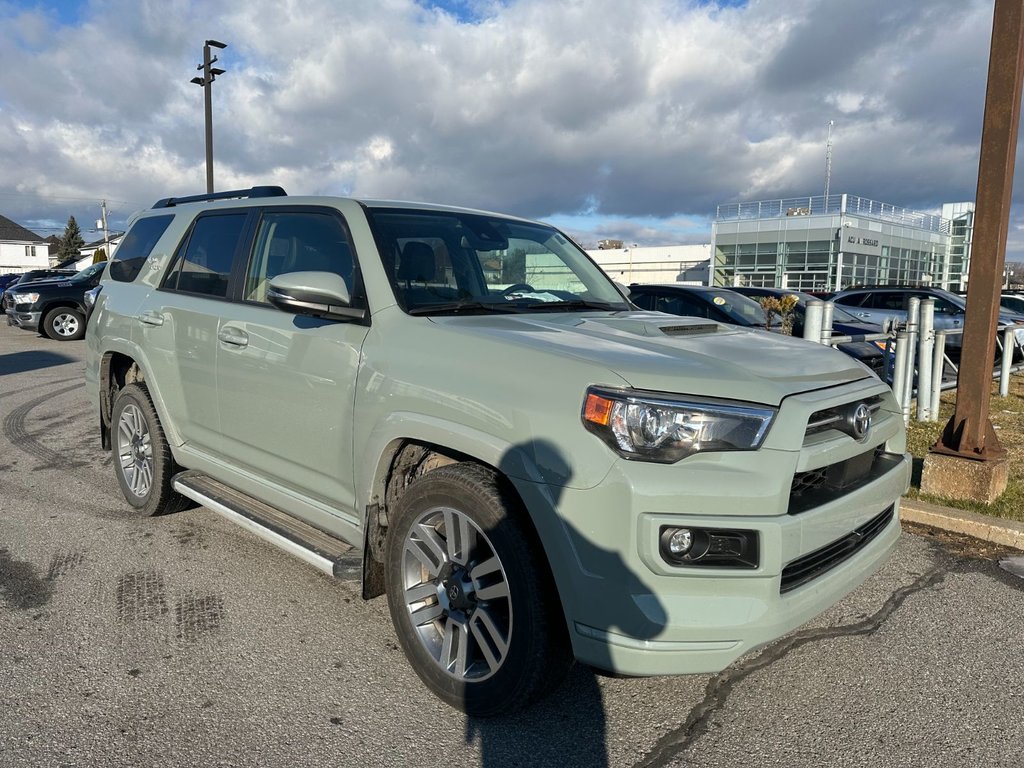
[85,186,910,715]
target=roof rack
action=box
[152,186,287,209]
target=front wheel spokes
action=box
[442,508,476,566]
[405,524,447,577]
[440,617,470,677]
[468,608,510,673]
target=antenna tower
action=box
[824,120,835,204]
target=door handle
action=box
[218,326,249,347]
[136,311,164,327]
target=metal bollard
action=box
[903,297,920,420]
[930,331,946,422]
[892,331,910,418]
[917,299,934,421]
[1000,326,1014,397]
[819,302,835,345]
[804,301,823,342]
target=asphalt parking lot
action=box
[2,324,1023,768]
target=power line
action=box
[0,192,139,206]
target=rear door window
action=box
[163,213,248,298]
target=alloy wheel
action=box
[400,506,513,681]
[117,403,153,499]
[51,312,80,337]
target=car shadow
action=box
[463,439,666,767]
[0,349,79,376]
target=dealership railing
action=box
[804,298,1023,424]
[716,194,950,234]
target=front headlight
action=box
[582,387,777,463]
[13,292,40,304]
[84,286,101,308]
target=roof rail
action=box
[152,186,287,209]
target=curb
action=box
[900,497,1024,551]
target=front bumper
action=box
[5,309,41,330]
[518,377,910,677]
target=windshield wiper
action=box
[407,300,524,316]
[518,299,627,312]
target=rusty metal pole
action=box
[934,0,1024,460]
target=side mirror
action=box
[267,271,366,321]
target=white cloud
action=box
[0,0,1021,258]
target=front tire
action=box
[111,383,188,517]
[42,307,85,340]
[384,463,572,716]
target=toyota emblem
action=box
[850,403,872,441]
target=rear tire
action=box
[384,463,572,716]
[111,383,189,517]
[42,307,85,341]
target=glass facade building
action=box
[712,194,960,292]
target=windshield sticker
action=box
[713,296,726,305]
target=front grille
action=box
[805,395,884,440]
[780,505,895,594]
[788,447,902,514]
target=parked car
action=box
[629,284,887,380]
[86,186,909,715]
[1,268,77,316]
[832,285,1024,356]
[1000,293,1024,315]
[0,273,23,292]
[4,262,106,340]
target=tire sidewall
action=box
[111,384,170,516]
[384,465,560,715]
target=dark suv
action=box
[4,262,105,340]
[629,284,887,379]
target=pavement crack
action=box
[632,564,947,768]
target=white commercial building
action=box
[586,244,711,285]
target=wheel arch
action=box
[98,347,183,452]
[357,421,575,642]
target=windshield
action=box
[71,262,106,282]
[365,208,629,314]
[705,290,772,326]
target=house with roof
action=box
[0,214,50,274]
[55,233,125,270]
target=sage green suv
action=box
[85,186,910,715]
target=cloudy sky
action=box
[1,0,1022,257]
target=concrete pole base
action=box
[920,452,1009,504]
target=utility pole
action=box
[824,120,835,205]
[922,0,1024,502]
[190,39,227,194]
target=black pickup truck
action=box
[3,262,106,340]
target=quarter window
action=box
[164,213,247,297]
[109,215,174,283]
[244,212,356,304]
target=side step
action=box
[172,470,360,579]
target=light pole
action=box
[190,39,227,194]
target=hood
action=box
[7,276,75,292]
[431,311,871,406]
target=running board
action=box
[172,470,360,579]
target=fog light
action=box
[659,525,759,569]
[668,528,693,555]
